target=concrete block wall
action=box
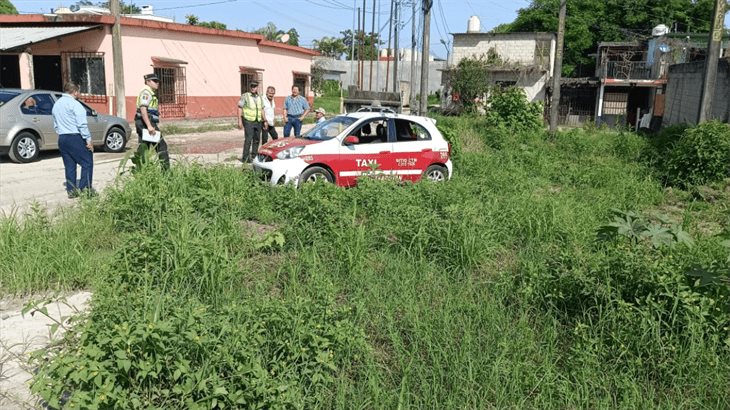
[451,32,554,69]
[664,59,730,126]
[316,58,447,97]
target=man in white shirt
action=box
[263,86,278,141]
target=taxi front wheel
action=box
[300,166,334,184]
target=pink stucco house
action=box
[0,13,317,121]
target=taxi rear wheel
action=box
[300,166,334,184]
[424,164,448,182]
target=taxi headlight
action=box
[277,146,305,159]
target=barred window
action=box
[240,67,263,94]
[153,66,187,118]
[62,52,106,102]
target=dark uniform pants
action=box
[243,119,263,162]
[264,124,278,142]
[58,133,93,192]
[135,119,170,170]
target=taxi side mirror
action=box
[344,135,359,145]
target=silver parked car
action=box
[0,89,132,163]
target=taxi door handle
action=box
[421,148,432,152]
[379,151,390,154]
[32,118,40,123]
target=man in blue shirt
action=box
[52,82,93,198]
[283,85,310,137]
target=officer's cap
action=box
[144,73,159,82]
[249,81,259,88]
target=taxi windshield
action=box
[300,116,357,140]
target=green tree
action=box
[0,0,17,14]
[312,36,348,59]
[448,55,497,108]
[253,22,299,46]
[185,14,226,30]
[502,0,718,76]
[74,1,141,13]
[340,29,382,60]
[99,1,141,13]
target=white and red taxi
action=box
[253,112,452,187]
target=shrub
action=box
[485,87,544,133]
[664,121,730,187]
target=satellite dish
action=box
[279,34,290,43]
[70,4,80,12]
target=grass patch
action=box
[313,95,342,116]
[2,117,728,408]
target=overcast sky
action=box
[14,0,529,58]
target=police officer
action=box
[237,81,264,163]
[136,73,170,170]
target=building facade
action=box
[0,13,317,121]
[447,32,557,103]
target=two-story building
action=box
[595,29,729,128]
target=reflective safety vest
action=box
[240,92,263,122]
[136,85,159,118]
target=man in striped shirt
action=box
[283,86,310,137]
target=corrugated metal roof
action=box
[0,26,99,51]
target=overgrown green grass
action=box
[1,117,728,408]
[313,95,342,116]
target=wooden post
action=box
[549,0,566,133]
[697,0,726,123]
[419,0,432,116]
[110,0,126,118]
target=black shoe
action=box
[67,190,80,199]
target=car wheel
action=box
[9,132,40,163]
[299,166,334,184]
[424,164,448,182]
[104,127,127,153]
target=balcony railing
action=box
[603,61,653,80]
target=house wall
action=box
[449,33,556,104]
[664,59,730,126]
[15,22,314,121]
[451,33,551,67]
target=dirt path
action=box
[0,292,92,409]
[0,129,244,216]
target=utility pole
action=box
[350,0,356,89]
[385,0,394,91]
[418,0,432,116]
[549,0,566,133]
[697,0,726,123]
[361,1,367,89]
[369,0,376,91]
[409,0,417,111]
[393,0,400,93]
[357,6,362,89]
[110,0,126,118]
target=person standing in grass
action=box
[52,82,94,198]
[135,73,170,170]
[237,81,264,163]
[283,85,309,137]
[262,86,278,142]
